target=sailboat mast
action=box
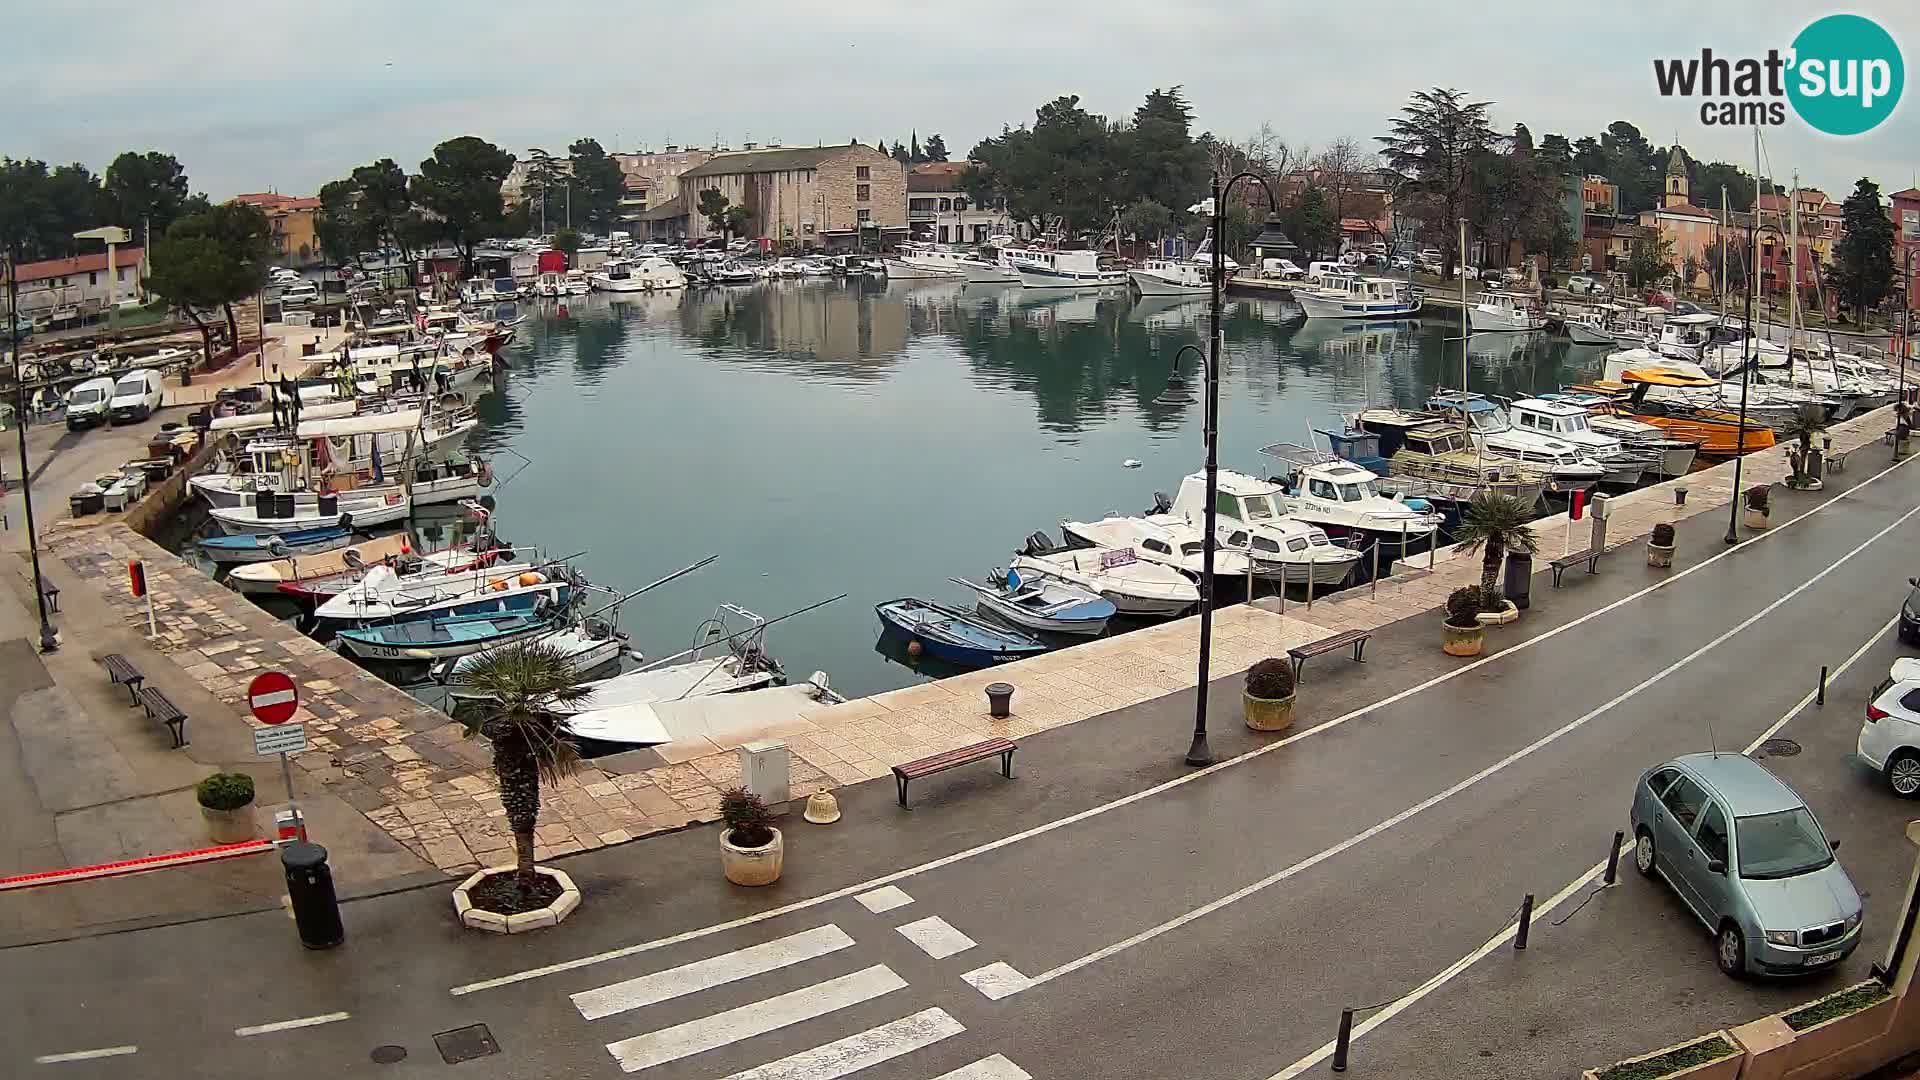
[1459,217,1470,395]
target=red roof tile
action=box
[1890,188,1920,201]
[2,248,146,284]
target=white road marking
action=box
[604,964,906,1074]
[895,916,976,959]
[960,962,1033,1001]
[1011,500,1920,997]
[573,925,855,1021]
[931,1054,1035,1079]
[448,448,1920,997]
[233,1011,351,1037]
[855,885,914,913]
[33,1046,138,1064]
[1264,611,1900,1079]
[716,1007,963,1080]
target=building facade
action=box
[906,163,1017,245]
[676,144,908,250]
[1,248,146,320]
[1753,187,1847,299]
[1892,188,1920,311]
[231,192,320,265]
[1634,148,1725,288]
[612,147,718,207]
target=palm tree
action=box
[1452,492,1540,598]
[1780,405,1827,485]
[453,641,592,894]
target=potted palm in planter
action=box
[1743,484,1771,530]
[720,787,784,886]
[196,772,256,843]
[1647,522,1676,568]
[1443,587,1490,656]
[1453,493,1537,625]
[450,640,591,933]
[1781,406,1827,490]
[1243,658,1296,732]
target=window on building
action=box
[939,198,952,211]
[856,166,870,180]
[910,198,936,212]
[88,271,98,286]
[857,184,870,202]
[857,209,871,224]
[804,222,816,235]
[117,267,130,281]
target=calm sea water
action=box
[460,279,1606,699]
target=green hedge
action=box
[1594,1034,1735,1080]
[1784,982,1889,1031]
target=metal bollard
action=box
[1514,893,1535,951]
[1371,542,1380,599]
[1603,830,1625,886]
[1331,1008,1354,1072]
[1818,665,1828,707]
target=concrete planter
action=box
[1647,542,1675,569]
[1761,980,1896,1073]
[1580,1032,1742,1080]
[722,827,784,886]
[1476,599,1520,626]
[200,803,255,844]
[1744,507,1771,531]
[1442,620,1485,657]
[453,865,581,934]
[1243,690,1296,732]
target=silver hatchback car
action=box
[1629,753,1863,978]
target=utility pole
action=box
[7,242,60,651]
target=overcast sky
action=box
[3,1,1914,202]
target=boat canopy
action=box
[297,408,424,439]
[1667,312,1721,326]
[1619,368,1717,387]
[208,412,276,433]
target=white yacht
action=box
[590,256,687,292]
[1251,452,1445,550]
[1468,291,1545,333]
[1537,393,1700,477]
[1560,306,1620,346]
[884,243,969,279]
[1507,397,1665,485]
[961,240,1026,283]
[1655,312,1721,361]
[1127,260,1211,297]
[1164,472,1366,584]
[1059,515,1252,581]
[1011,532,1199,617]
[1292,273,1421,319]
[1425,392,1605,488]
[1009,248,1127,288]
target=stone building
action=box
[676,143,907,250]
[906,162,1017,245]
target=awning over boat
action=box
[296,408,423,438]
[1619,369,1717,387]
[208,413,276,433]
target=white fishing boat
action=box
[1424,392,1605,488]
[1292,273,1421,319]
[1655,312,1722,361]
[1011,532,1198,616]
[1561,306,1621,346]
[1127,260,1211,297]
[1160,473,1365,584]
[192,408,479,508]
[210,488,412,534]
[1009,248,1127,289]
[961,244,1024,284]
[1060,515,1252,581]
[1249,452,1446,550]
[884,243,969,279]
[1468,291,1545,333]
[314,562,568,625]
[948,570,1114,636]
[436,618,633,696]
[591,256,687,292]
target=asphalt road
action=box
[5,450,1920,1080]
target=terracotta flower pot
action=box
[1442,620,1484,657]
[200,803,255,844]
[1743,507,1770,530]
[1647,542,1674,568]
[721,826,784,886]
[1243,690,1296,732]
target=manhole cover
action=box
[1758,738,1803,757]
[370,1045,407,1065]
[435,1024,499,1064]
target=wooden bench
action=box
[1827,446,1853,473]
[1288,629,1373,679]
[1549,549,1603,587]
[39,580,60,614]
[893,737,1016,808]
[99,653,146,705]
[136,686,188,748]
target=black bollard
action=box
[282,841,344,949]
[1818,665,1828,707]
[1331,1008,1354,1072]
[1514,893,1535,951]
[1604,830,1625,886]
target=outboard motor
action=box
[1021,530,1056,557]
[1147,491,1173,515]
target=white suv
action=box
[1861,659,1920,797]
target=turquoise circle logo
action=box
[1787,14,1903,135]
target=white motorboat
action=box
[314,562,568,625]
[1612,305,1665,348]
[192,408,478,508]
[884,243,969,279]
[436,619,632,697]
[948,570,1115,636]
[1561,307,1620,346]
[1011,532,1198,616]
[1060,515,1253,581]
[1424,392,1605,488]
[1009,248,1127,288]
[1292,273,1421,319]
[559,270,591,295]
[1655,312,1721,361]
[1160,473,1365,584]
[210,488,411,534]
[1127,260,1211,297]
[1249,452,1446,550]
[961,245,1024,284]
[591,256,687,292]
[1537,392,1700,477]
[1507,397,1664,485]
[1468,291,1545,333]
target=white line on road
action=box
[716,1007,964,1080]
[960,961,1033,1000]
[448,450,1920,998]
[33,1046,138,1064]
[233,1011,351,1037]
[604,964,906,1074]
[1264,611,1900,1079]
[931,1054,1035,1079]
[854,886,914,913]
[895,916,976,959]
[1012,500,1920,995]
[573,925,855,1021]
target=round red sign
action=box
[247,671,299,725]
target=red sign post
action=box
[248,672,305,841]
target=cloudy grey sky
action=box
[3,0,1914,200]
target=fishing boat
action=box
[226,532,419,595]
[1561,306,1621,346]
[436,618,632,695]
[1011,533,1201,616]
[209,488,412,534]
[313,563,569,625]
[335,608,564,662]
[1291,273,1421,319]
[875,598,1049,667]
[1160,472,1367,583]
[1060,515,1254,581]
[273,541,515,603]
[1127,260,1211,297]
[883,243,970,280]
[197,525,354,565]
[1566,374,1776,457]
[961,244,1024,284]
[1253,450,1446,552]
[1009,248,1127,289]
[1424,392,1606,489]
[1655,312,1722,361]
[1332,419,1549,515]
[948,570,1114,636]
[1467,290,1545,333]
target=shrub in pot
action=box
[196,772,256,844]
[1743,484,1771,530]
[719,786,784,886]
[1243,657,1297,732]
[1442,587,1489,657]
[1647,522,1676,568]
[1453,493,1536,624]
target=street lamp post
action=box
[1186,171,1281,767]
[6,242,60,651]
[1725,180,1761,546]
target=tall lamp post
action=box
[1185,171,1281,767]
[1724,168,1762,545]
[6,242,60,651]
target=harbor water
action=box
[451,277,1612,699]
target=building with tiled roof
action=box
[906,161,1019,244]
[676,143,907,250]
[231,191,321,265]
[0,247,147,317]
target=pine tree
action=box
[1831,177,1896,323]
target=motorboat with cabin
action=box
[1060,515,1253,582]
[1011,531,1199,616]
[1127,260,1211,297]
[1292,273,1421,319]
[1340,414,1550,513]
[1009,248,1128,289]
[1163,472,1367,583]
[1655,312,1722,361]
[1467,290,1545,333]
[1255,448,1446,552]
[1424,392,1605,488]
[590,256,688,292]
[1507,397,1665,485]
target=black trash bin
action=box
[1503,550,1533,611]
[282,842,344,950]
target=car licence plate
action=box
[1807,950,1843,966]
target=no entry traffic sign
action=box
[248,671,299,725]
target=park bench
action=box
[99,653,146,705]
[893,737,1016,808]
[135,686,188,749]
[1549,549,1604,587]
[1287,629,1373,680]
[1826,445,1853,473]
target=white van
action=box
[109,369,164,424]
[66,376,119,430]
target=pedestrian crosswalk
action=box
[572,912,1032,1078]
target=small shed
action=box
[1248,221,1300,266]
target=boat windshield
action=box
[1241,494,1279,521]
[1471,407,1508,432]
[1736,808,1833,880]
[1179,541,1203,556]
[1336,483,1367,502]
[1563,413,1590,433]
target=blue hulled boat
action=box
[335,610,562,662]
[197,525,355,565]
[875,598,1048,668]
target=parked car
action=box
[65,376,118,430]
[1630,753,1862,977]
[1862,656,1920,797]
[1261,258,1306,280]
[1460,266,1479,281]
[108,369,164,424]
[1390,256,1413,271]
[1901,578,1920,644]
[1566,274,1601,295]
[1419,247,1442,264]
[280,281,320,306]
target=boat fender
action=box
[517,572,546,587]
[476,460,493,487]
